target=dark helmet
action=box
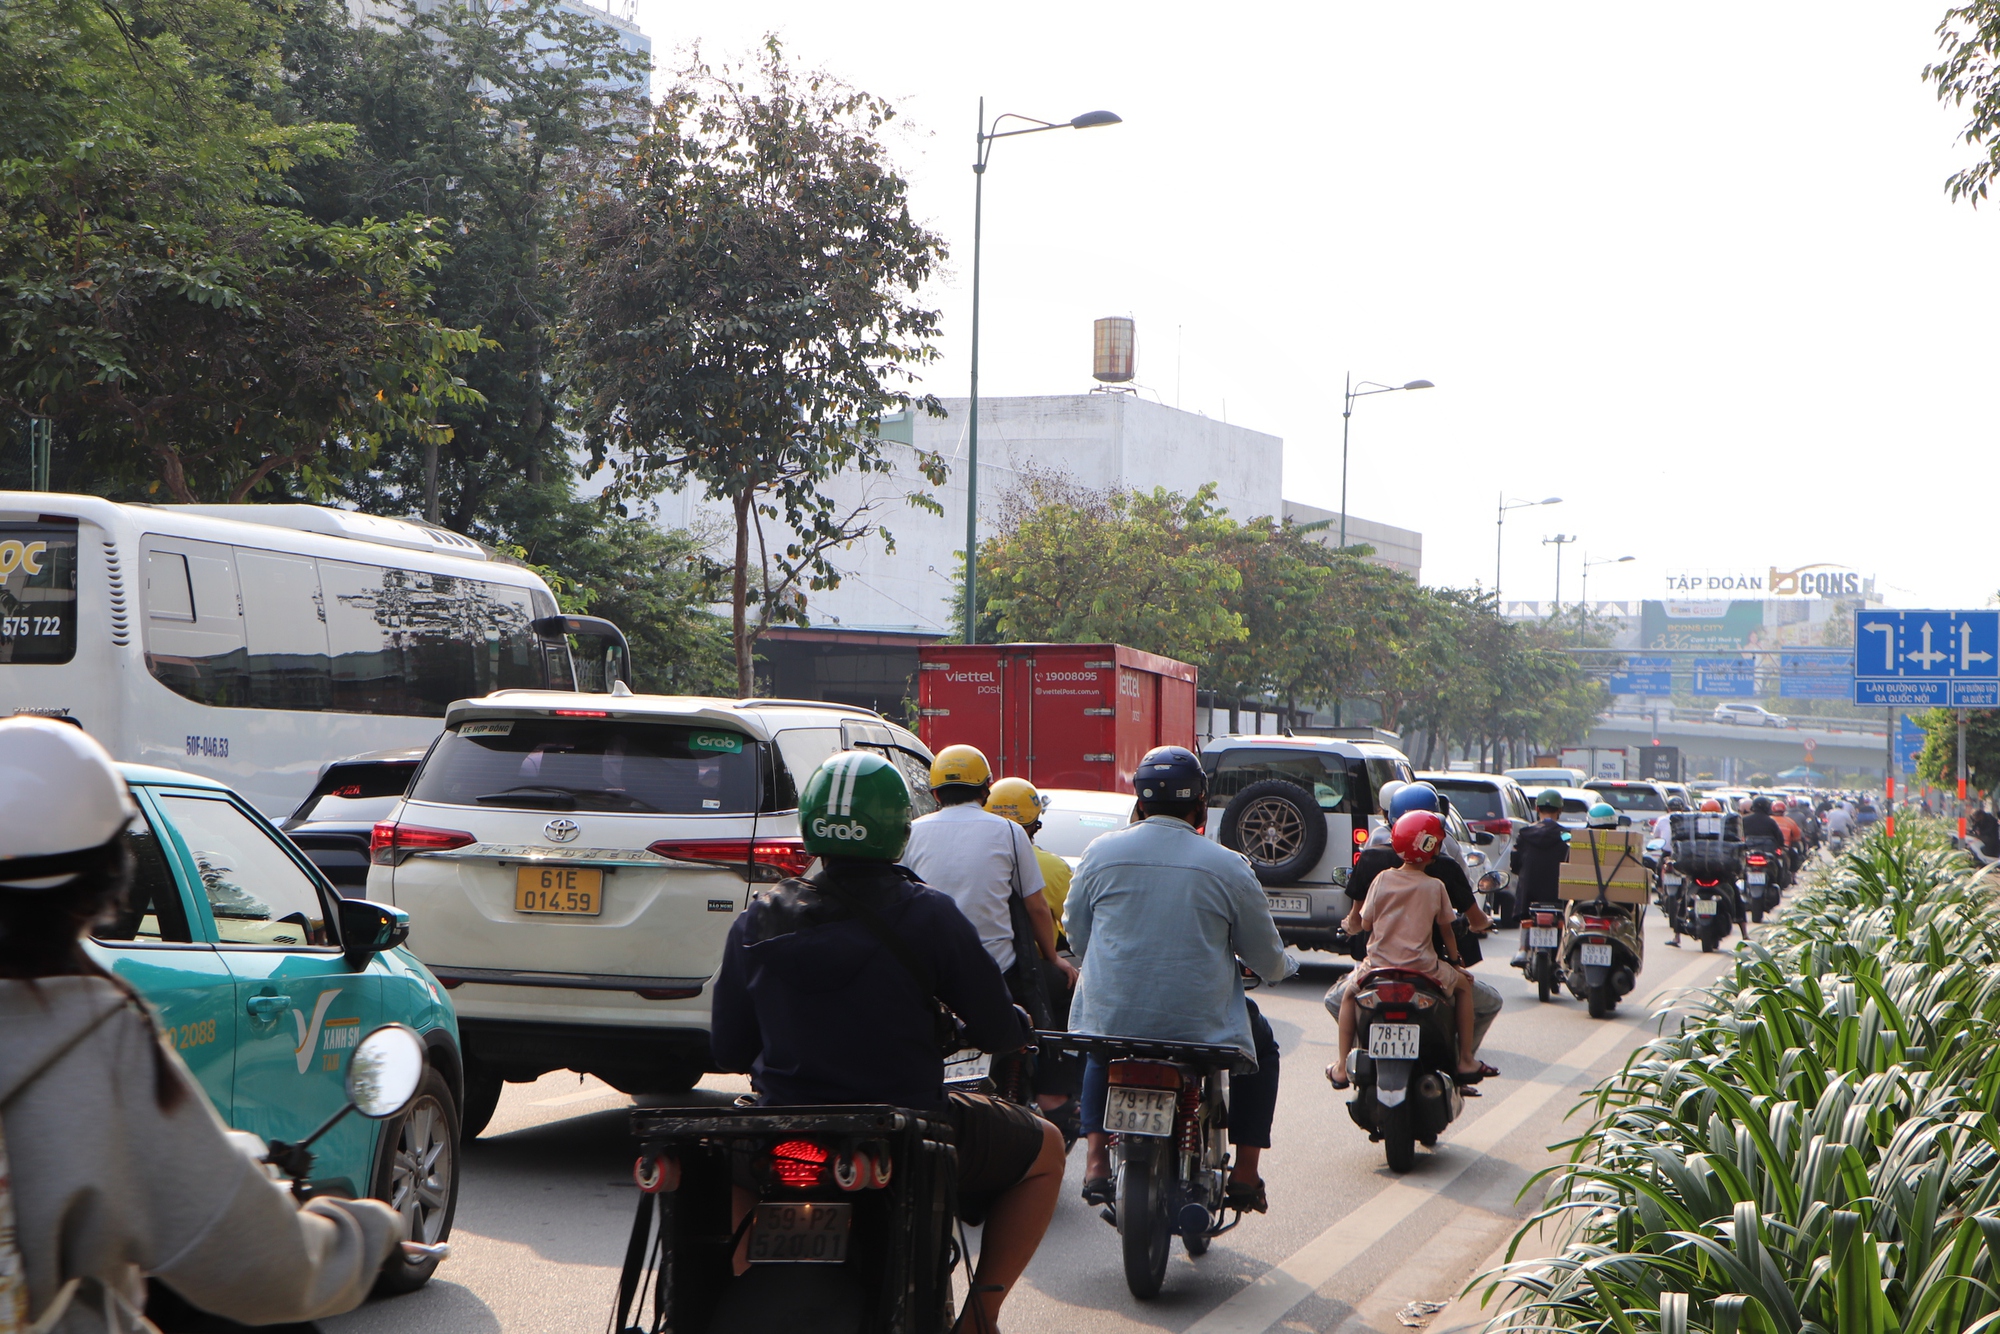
[1751,795,1772,814]
[1666,796,1689,812]
[1134,746,1206,807]
[1388,782,1440,820]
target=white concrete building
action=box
[1279,500,1423,578]
[655,393,1295,635]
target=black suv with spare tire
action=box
[1198,734,1416,950]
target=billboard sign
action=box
[1852,609,2000,708]
[1641,600,1767,652]
[1638,745,1680,782]
[1693,656,1756,696]
[1895,715,1926,775]
[1608,656,1672,696]
[1779,653,1853,700]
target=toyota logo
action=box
[544,818,579,844]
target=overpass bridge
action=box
[1585,709,1891,780]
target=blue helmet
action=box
[1387,781,1440,820]
[1134,746,1207,806]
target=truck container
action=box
[916,643,1197,794]
[1560,746,1629,782]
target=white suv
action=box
[366,691,935,1135]
[1712,702,1788,728]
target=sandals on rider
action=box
[1453,1060,1499,1086]
[1080,1175,1115,1206]
[1224,1177,1268,1213]
[1324,1063,1351,1090]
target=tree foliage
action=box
[1914,706,2000,794]
[1928,2,2000,204]
[560,39,949,693]
[0,0,483,502]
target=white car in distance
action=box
[1712,702,1788,728]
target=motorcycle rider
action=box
[1327,812,1485,1088]
[903,745,1078,1121]
[0,717,404,1333]
[710,750,1062,1334]
[1770,799,1805,873]
[1824,801,1854,841]
[986,777,1071,944]
[1970,800,2000,860]
[984,776,1084,1133]
[1508,790,1570,968]
[1651,796,1688,947]
[1066,746,1289,1215]
[1328,783,1500,1064]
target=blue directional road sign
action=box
[1609,656,1672,696]
[1779,653,1853,700]
[1895,715,1926,774]
[1693,656,1756,696]
[1853,609,2000,707]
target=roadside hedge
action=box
[1474,824,2000,1333]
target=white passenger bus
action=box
[0,494,607,815]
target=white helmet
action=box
[0,717,135,889]
[1377,780,1407,816]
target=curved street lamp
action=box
[1580,553,1636,610]
[962,102,1123,644]
[1494,495,1561,604]
[1338,375,1433,552]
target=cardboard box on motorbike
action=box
[1556,829,1651,904]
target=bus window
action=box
[0,523,78,665]
[145,538,248,703]
[236,549,330,710]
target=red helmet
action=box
[1698,798,1723,812]
[1391,811,1446,863]
[1771,799,1788,814]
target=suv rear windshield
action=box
[1207,749,1351,812]
[411,719,761,814]
[1589,784,1667,813]
[1433,782,1505,822]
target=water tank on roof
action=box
[1093,317,1135,383]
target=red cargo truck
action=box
[916,643,1197,794]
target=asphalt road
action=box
[321,899,1752,1334]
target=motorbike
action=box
[615,1102,960,1334]
[1827,830,1846,857]
[1519,901,1566,1003]
[1037,1031,1250,1300]
[1332,959,1467,1174]
[1561,895,1643,1019]
[1675,870,1740,952]
[1740,843,1785,922]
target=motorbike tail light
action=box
[370,822,475,865]
[1534,911,1559,927]
[1107,1059,1182,1090]
[1746,853,1767,867]
[1371,981,1416,1003]
[1582,916,1615,930]
[1695,877,1719,888]
[648,838,813,880]
[768,1139,830,1189]
[1380,1010,1410,1021]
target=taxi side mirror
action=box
[339,898,411,970]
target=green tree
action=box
[560,40,949,694]
[1928,2,2000,203]
[282,0,649,532]
[0,0,483,502]
[977,478,1248,665]
[1915,706,2000,794]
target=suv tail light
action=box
[1478,819,1513,836]
[370,822,475,865]
[648,838,813,880]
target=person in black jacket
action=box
[1508,790,1571,967]
[710,751,1062,1334]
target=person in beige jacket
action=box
[0,717,402,1332]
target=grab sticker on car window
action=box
[459,721,514,737]
[689,732,744,754]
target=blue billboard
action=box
[1779,653,1853,700]
[1693,657,1755,696]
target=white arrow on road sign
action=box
[1862,620,1894,672]
[1910,621,1949,671]
[1962,620,1994,670]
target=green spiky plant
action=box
[1470,822,2000,1333]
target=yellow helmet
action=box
[928,744,992,790]
[986,776,1042,826]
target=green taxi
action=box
[83,764,462,1293]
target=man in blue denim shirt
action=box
[1065,746,1291,1213]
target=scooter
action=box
[1338,962,1468,1173]
[1519,901,1566,1003]
[1677,872,1740,952]
[1041,1031,1250,1300]
[1741,847,1784,922]
[1561,895,1643,1019]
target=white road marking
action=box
[1184,949,1724,1334]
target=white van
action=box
[0,495,591,814]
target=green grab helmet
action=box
[798,750,913,861]
[1587,802,1619,829]
[1535,788,1565,812]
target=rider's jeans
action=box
[1077,999,1280,1148]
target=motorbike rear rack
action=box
[1036,1030,1256,1074]
[629,1104,940,1140]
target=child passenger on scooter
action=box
[1326,812,1485,1088]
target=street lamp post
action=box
[963,100,1122,645]
[1542,533,1577,609]
[1494,495,1561,605]
[1338,374,1433,552]
[1579,554,1635,613]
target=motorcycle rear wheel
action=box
[1535,956,1555,1003]
[1382,1107,1417,1174]
[1587,982,1613,1020]
[1119,1144,1173,1299]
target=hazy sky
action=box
[623,1,1998,610]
